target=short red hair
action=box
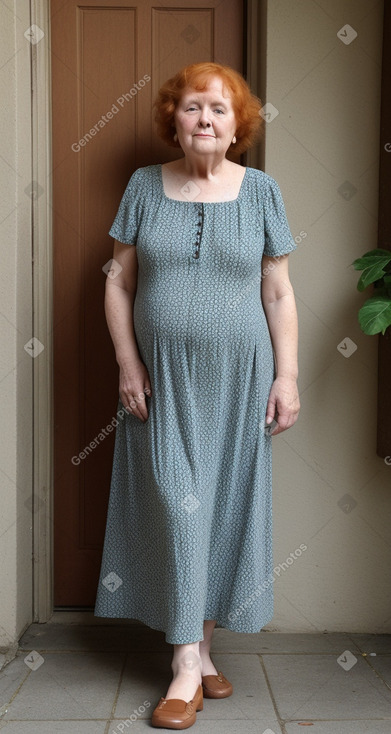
[153,62,264,155]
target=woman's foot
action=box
[199,649,218,676]
[163,621,219,702]
[164,650,202,702]
[164,669,202,703]
[199,619,218,675]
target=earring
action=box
[232,135,236,144]
[173,132,178,142]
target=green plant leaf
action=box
[352,250,391,291]
[358,294,391,335]
[352,248,391,269]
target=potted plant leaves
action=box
[352,248,391,336]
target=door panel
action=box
[51,0,244,605]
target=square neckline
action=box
[159,163,248,204]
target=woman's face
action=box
[173,75,237,159]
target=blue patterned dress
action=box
[94,163,297,643]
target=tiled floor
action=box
[0,612,390,732]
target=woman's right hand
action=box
[119,357,153,423]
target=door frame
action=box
[33,0,266,621]
[33,0,55,622]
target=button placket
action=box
[193,203,204,260]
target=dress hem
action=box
[93,609,273,645]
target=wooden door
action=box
[51,0,245,605]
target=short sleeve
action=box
[108,167,144,245]
[262,175,297,257]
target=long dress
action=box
[94,163,297,644]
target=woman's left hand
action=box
[265,376,300,436]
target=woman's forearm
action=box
[263,292,299,380]
[104,280,141,367]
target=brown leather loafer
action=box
[151,683,203,729]
[201,670,233,698]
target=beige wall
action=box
[0,0,389,660]
[264,0,390,632]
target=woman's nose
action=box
[198,109,212,126]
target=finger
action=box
[128,395,147,422]
[119,385,146,421]
[265,395,276,425]
[121,391,142,419]
[271,417,282,435]
[276,412,290,431]
[270,419,284,436]
[272,410,299,435]
[129,403,145,422]
[119,390,133,414]
[134,391,149,422]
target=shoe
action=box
[201,670,233,698]
[151,682,203,729]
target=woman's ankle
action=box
[171,651,201,675]
[199,643,211,656]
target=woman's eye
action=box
[186,107,224,113]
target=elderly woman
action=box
[94,62,300,729]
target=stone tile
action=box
[107,719,283,733]
[6,627,391,731]
[19,622,170,653]
[46,611,138,625]
[263,653,391,720]
[113,650,171,718]
[365,655,391,686]
[194,722,283,734]
[348,634,391,654]
[198,652,275,721]
[286,724,391,734]
[211,630,361,654]
[114,652,276,722]
[0,722,108,733]
[3,652,123,720]
[0,653,30,714]
[108,723,152,733]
